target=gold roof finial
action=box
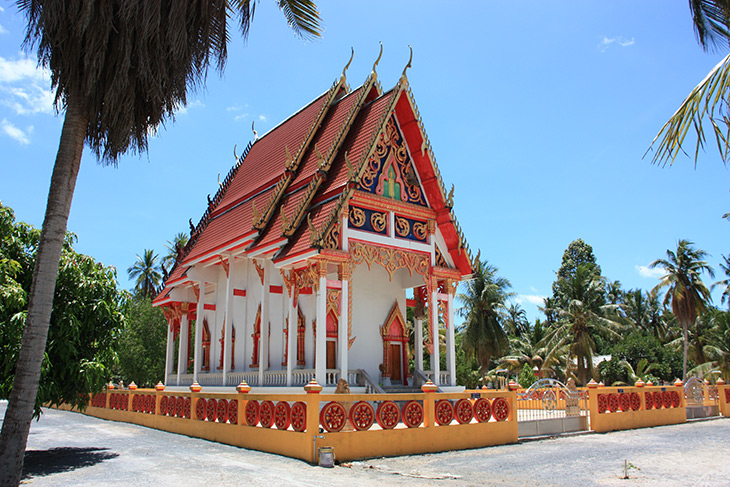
[252,121,258,141]
[342,47,354,77]
[372,42,383,74]
[402,45,413,77]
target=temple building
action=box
[153,52,476,392]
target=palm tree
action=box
[542,265,622,385]
[457,260,513,382]
[650,239,714,380]
[624,289,669,340]
[0,2,321,484]
[649,1,730,165]
[162,232,189,274]
[128,250,163,299]
[503,302,529,338]
[713,254,730,307]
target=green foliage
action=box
[608,331,684,382]
[517,363,535,389]
[552,239,603,307]
[0,202,125,416]
[115,295,167,387]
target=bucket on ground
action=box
[318,446,335,468]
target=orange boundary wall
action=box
[61,388,518,464]
[587,385,686,433]
[719,384,730,417]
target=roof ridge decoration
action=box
[281,66,380,239]
[309,58,410,249]
[401,82,476,270]
[252,67,350,233]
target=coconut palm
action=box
[624,288,669,340]
[503,302,529,338]
[0,2,321,484]
[713,254,730,307]
[650,239,714,381]
[649,0,730,165]
[542,265,622,385]
[162,232,189,274]
[128,250,163,299]
[457,260,513,382]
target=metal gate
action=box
[516,378,588,437]
[684,377,719,419]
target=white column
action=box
[164,319,174,386]
[315,272,327,385]
[415,317,423,372]
[193,281,205,383]
[286,288,296,386]
[177,313,189,385]
[431,285,440,386]
[222,256,235,385]
[258,260,270,387]
[447,292,456,386]
[339,277,349,383]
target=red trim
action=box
[204,304,216,311]
[348,238,431,257]
[287,173,317,193]
[182,232,257,266]
[234,289,246,297]
[326,279,342,289]
[406,298,416,307]
[212,178,282,218]
[299,287,313,295]
[270,285,283,294]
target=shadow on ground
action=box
[22,447,119,479]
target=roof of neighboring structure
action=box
[154,64,475,306]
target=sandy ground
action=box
[3,401,729,487]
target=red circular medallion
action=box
[619,393,631,412]
[217,398,228,423]
[644,391,654,409]
[260,400,275,428]
[401,401,423,428]
[376,401,401,429]
[206,398,218,422]
[228,399,238,424]
[349,401,375,431]
[653,392,663,409]
[597,394,607,413]
[196,398,206,420]
[492,397,510,422]
[454,398,474,424]
[320,401,347,432]
[630,392,641,411]
[290,401,306,432]
[671,390,681,408]
[473,398,492,422]
[607,393,620,413]
[183,397,191,418]
[435,399,454,426]
[245,400,260,426]
[274,401,291,430]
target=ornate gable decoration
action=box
[359,116,426,206]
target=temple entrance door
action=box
[326,340,336,370]
[390,344,402,384]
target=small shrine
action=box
[153,49,476,391]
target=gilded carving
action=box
[253,260,265,285]
[350,241,429,282]
[412,221,428,241]
[395,216,410,237]
[370,211,387,233]
[322,222,340,250]
[349,206,366,228]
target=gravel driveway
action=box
[4,401,728,486]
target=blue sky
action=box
[1,2,728,323]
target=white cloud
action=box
[234,112,249,121]
[1,118,32,144]
[176,99,204,115]
[0,24,8,35]
[0,55,54,116]
[635,265,665,279]
[258,114,267,122]
[599,36,635,52]
[515,294,546,306]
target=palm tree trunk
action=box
[0,94,87,486]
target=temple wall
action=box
[350,263,407,382]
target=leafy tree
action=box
[517,363,536,389]
[0,202,124,417]
[650,239,714,380]
[162,232,189,275]
[457,260,513,382]
[713,254,730,307]
[503,302,529,338]
[609,331,684,382]
[127,249,163,299]
[1,2,322,484]
[552,239,603,309]
[623,289,668,340]
[116,295,167,387]
[649,1,730,165]
[543,265,621,385]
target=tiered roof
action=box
[155,57,475,306]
